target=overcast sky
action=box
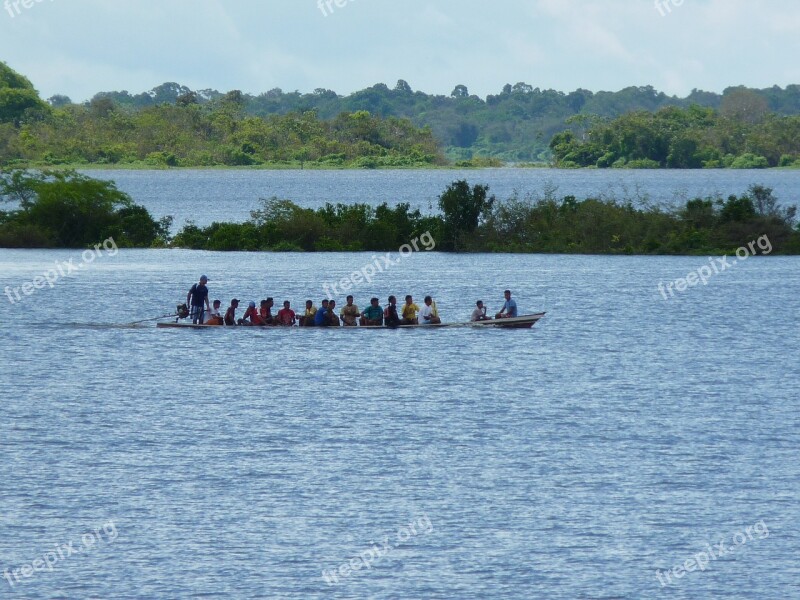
[2,0,799,101]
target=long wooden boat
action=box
[156,312,545,330]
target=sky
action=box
[1,0,799,102]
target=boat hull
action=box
[156,313,545,330]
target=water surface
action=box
[1,249,798,598]
[79,168,800,227]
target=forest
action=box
[550,103,800,169]
[4,61,800,167]
[81,79,800,164]
[0,63,444,168]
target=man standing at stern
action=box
[187,275,211,324]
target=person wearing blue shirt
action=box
[496,289,518,319]
[314,299,331,326]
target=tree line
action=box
[2,170,798,253]
[75,79,800,164]
[5,61,800,168]
[550,103,800,169]
[171,181,800,254]
[0,63,443,169]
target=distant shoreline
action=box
[4,162,799,172]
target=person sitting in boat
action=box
[313,299,331,327]
[360,297,383,326]
[340,295,360,327]
[240,301,260,326]
[419,296,441,325]
[495,290,518,319]
[259,298,276,326]
[401,295,420,325]
[224,299,240,326]
[384,296,401,327]
[277,301,296,326]
[205,300,224,325]
[328,300,341,326]
[299,300,316,327]
[187,275,211,325]
[471,300,491,322]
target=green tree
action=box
[451,85,469,99]
[438,180,495,250]
[0,169,164,247]
[721,88,769,124]
[0,62,50,125]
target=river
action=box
[1,244,798,599]
[80,168,800,228]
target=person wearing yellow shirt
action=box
[340,295,360,327]
[401,295,420,325]
[299,300,317,327]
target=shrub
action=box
[730,153,769,169]
[0,169,163,248]
[626,159,661,169]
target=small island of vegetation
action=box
[3,170,798,255]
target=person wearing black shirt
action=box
[384,296,401,327]
[187,275,211,324]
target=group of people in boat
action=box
[186,275,520,327]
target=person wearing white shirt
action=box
[471,300,491,321]
[204,299,223,325]
[419,295,441,325]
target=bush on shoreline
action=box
[2,170,797,254]
[0,169,170,248]
[171,180,800,255]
